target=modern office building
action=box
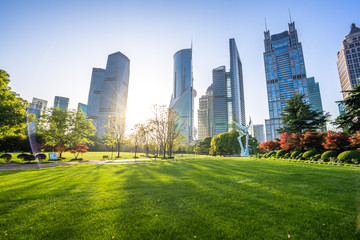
[229,38,246,126]
[54,96,69,111]
[212,66,229,136]
[77,103,87,114]
[306,77,324,113]
[87,52,130,138]
[197,38,246,138]
[336,23,360,99]
[198,85,214,141]
[338,102,346,116]
[29,97,47,111]
[264,21,311,141]
[170,48,195,144]
[250,124,265,144]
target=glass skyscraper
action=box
[306,77,323,114]
[87,52,130,138]
[197,38,246,139]
[54,96,69,111]
[170,48,195,144]
[336,23,360,99]
[77,103,87,114]
[264,21,310,141]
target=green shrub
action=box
[303,150,320,159]
[314,154,321,159]
[337,151,360,164]
[268,151,276,158]
[321,150,339,160]
[329,157,338,163]
[291,150,302,159]
[0,153,12,163]
[284,153,291,159]
[276,149,287,158]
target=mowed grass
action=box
[0,157,360,239]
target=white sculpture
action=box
[233,121,249,157]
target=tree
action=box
[195,137,212,154]
[166,108,184,157]
[36,108,95,158]
[349,131,360,150]
[258,140,281,153]
[136,121,151,156]
[277,94,329,134]
[301,131,324,150]
[149,105,184,158]
[335,84,360,133]
[210,130,240,155]
[68,143,89,160]
[104,116,126,158]
[279,132,302,151]
[0,69,28,138]
[322,131,349,151]
[130,123,143,158]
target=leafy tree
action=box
[322,131,349,151]
[301,131,324,150]
[210,130,240,155]
[68,144,89,160]
[149,105,184,158]
[277,94,329,134]
[258,140,280,153]
[36,108,95,158]
[335,84,360,133]
[195,137,212,154]
[0,69,28,138]
[279,132,301,151]
[130,123,143,158]
[104,116,126,158]
[349,131,360,150]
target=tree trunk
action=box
[134,145,137,158]
[117,141,121,158]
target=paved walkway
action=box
[0,158,159,171]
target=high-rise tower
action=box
[170,48,195,144]
[87,52,130,138]
[264,22,311,141]
[197,38,246,139]
[336,23,360,99]
[54,96,69,111]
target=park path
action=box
[0,158,156,171]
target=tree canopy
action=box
[277,94,329,134]
[335,84,360,133]
[0,69,28,138]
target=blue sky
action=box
[1,0,359,135]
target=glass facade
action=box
[54,96,69,111]
[229,38,246,126]
[170,48,194,143]
[198,85,213,140]
[306,77,324,113]
[212,66,228,136]
[336,23,360,99]
[264,22,310,141]
[77,103,87,114]
[87,52,130,137]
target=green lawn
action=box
[0,156,359,239]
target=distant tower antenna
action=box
[288,8,292,22]
[264,18,268,31]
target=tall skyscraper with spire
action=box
[87,52,130,138]
[197,38,246,139]
[336,23,360,99]
[170,48,195,144]
[264,21,315,141]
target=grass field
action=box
[0,156,360,239]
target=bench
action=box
[103,155,109,160]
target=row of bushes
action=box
[0,153,47,164]
[258,149,360,164]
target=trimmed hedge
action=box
[303,150,319,159]
[291,150,303,158]
[284,153,291,158]
[337,151,360,163]
[321,150,339,160]
[276,149,287,158]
